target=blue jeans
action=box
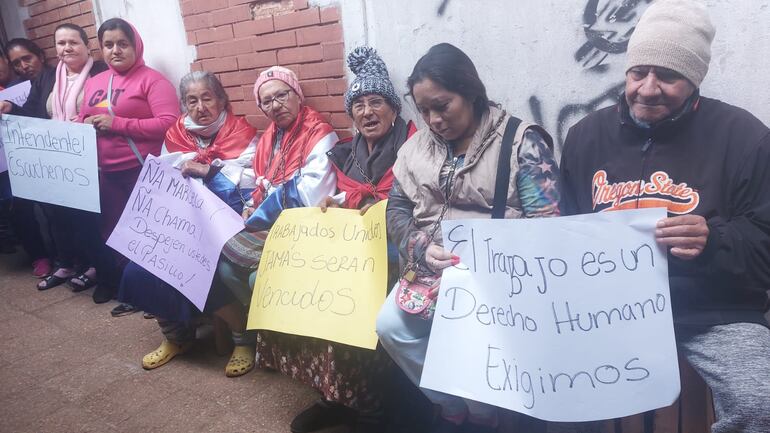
[376,287,497,424]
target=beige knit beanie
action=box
[626,0,715,87]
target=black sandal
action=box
[37,274,70,291]
[110,303,137,317]
[69,273,98,293]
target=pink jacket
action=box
[79,24,178,172]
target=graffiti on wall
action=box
[530,0,651,153]
[576,0,652,71]
[433,0,652,151]
[437,0,451,16]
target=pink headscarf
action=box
[105,20,145,76]
[51,56,94,121]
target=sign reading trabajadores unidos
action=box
[247,200,388,350]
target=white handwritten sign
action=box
[107,155,245,310]
[420,208,679,422]
[0,134,6,173]
[0,81,31,107]
[0,114,99,211]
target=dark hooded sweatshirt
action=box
[560,93,770,327]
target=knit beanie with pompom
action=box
[344,46,401,115]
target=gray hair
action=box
[178,71,230,112]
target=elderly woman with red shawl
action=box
[322,47,415,215]
[117,71,259,375]
[255,48,415,433]
[209,65,339,378]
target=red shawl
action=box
[332,120,416,209]
[252,105,334,205]
[164,111,257,164]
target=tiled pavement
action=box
[0,252,348,433]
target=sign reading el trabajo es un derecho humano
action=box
[247,201,388,350]
[421,208,679,422]
[0,114,99,212]
[107,155,245,310]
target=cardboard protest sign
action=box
[107,155,245,310]
[0,114,100,211]
[247,200,388,350]
[421,208,679,422]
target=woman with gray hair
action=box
[256,47,411,433]
[117,70,259,376]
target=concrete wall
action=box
[1,1,29,40]
[93,0,195,94]
[4,0,193,89]
[5,0,768,150]
[315,0,770,153]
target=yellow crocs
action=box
[225,345,255,377]
[142,339,191,370]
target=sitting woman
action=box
[375,43,561,433]
[1,24,108,292]
[118,71,258,374]
[213,66,338,378]
[278,47,415,433]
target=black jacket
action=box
[560,94,770,326]
[10,61,108,119]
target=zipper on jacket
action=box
[445,156,460,202]
[635,138,653,208]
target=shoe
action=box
[429,417,463,433]
[0,242,15,254]
[69,272,98,293]
[460,422,497,433]
[110,303,137,317]
[32,258,52,278]
[92,286,114,304]
[353,410,386,433]
[142,339,192,370]
[225,345,255,377]
[290,400,355,433]
[143,312,155,319]
[37,273,70,291]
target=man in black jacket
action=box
[560,1,770,432]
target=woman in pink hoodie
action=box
[79,18,179,305]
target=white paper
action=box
[420,208,679,422]
[0,82,32,173]
[0,81,31,107]
[0,132,6,173]
[0,114,100,212]
[107,155,245,310]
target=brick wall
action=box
[181,0,351,137]
[20,0,100,64]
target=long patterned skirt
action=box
[256,331,391,412]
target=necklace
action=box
[350,138,377,191]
